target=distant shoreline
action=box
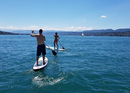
[1,29,130,37]
[0,31,29,35]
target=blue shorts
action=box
[37,44,46,56]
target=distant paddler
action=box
[54,32,60,50]
[31,29,46,66]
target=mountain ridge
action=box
[0,28,130,36]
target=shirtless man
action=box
[31,29,46,66]
[54,32,60,50]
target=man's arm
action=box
[58,36,60,40]
[43,35,46,41]
[31,31,36,37]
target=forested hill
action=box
[82,28,130,36]
[83,31,130,36]
[0,31,28,35]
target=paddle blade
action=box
[52,50,57,55]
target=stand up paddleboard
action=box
[46,46,65,51]
[33,57,48,71]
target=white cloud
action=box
[0,26,19,30]
[0,26,93,31]
[63,26,93,31]
[0,26,40,30]
[101,15,107,18]
[45,26,93,31]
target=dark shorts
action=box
[37,44,46,56]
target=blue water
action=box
[0,35,130,93]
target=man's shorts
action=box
[37,44,46,56]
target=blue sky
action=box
[0,0,130,31]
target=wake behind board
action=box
[33,57,48,71]
[46,46,65,51]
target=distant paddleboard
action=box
[46,46,65,51]
[46,46,50,49]
[33,57,48,71]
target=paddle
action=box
[33,31,36,34]
[59,40,65,49]
[46,44,57,56]
[52,50,57,55]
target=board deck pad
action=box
[33,57,48,71]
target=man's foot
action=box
[37,62,38,66]
[43,62,46,65]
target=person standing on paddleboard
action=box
[31,29,46,66]
[54,32,60,50]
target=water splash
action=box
[32,76,64,87]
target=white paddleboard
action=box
[33,57,48,71]
[46,46,50,49]
[46,46,65,51]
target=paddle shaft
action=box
[59,40,65,49]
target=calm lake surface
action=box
[0,35,130,93]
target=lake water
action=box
[0,35,130,93]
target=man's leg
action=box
[43,55,46,65]
[37,56,39,66]
[56,42,58,49]
[42,44,46,65]
[54,41,55,50]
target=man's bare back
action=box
[35,34,45,45]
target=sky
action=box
[0,0,130,31]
